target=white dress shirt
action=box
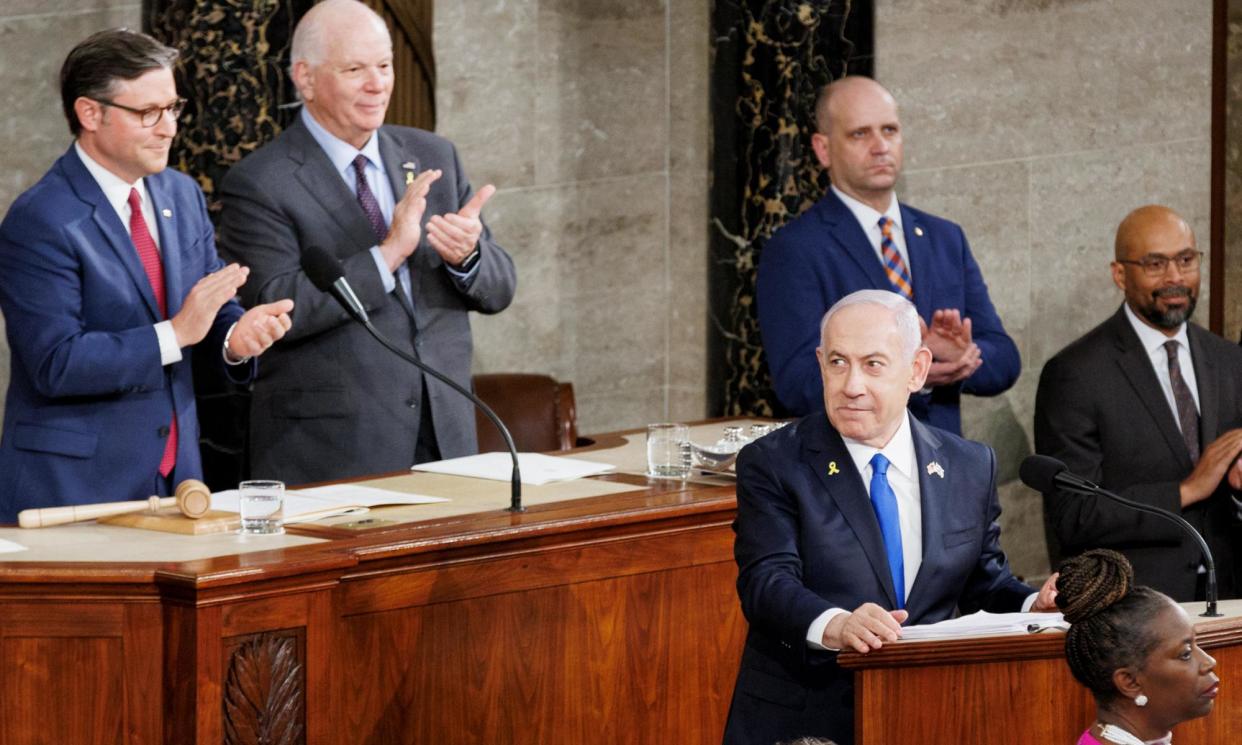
[831,184,910,277]
[1123,303,1200,426]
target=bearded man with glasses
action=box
[0,29,294,520]
[1034,205,1242,601]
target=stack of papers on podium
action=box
[901,610,1068,641]
[412,452,616,485]
[212,484,448,523]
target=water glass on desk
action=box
[239,480,285,534]
[647,423,692,479]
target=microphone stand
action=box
[1054,477,1218,617]
[357,318,524,513]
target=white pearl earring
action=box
[1134,693,1148,707]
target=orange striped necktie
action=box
[877,216,914,301]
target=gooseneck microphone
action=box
[302,246,524,512]
[1020,454,1218,617]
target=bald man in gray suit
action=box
[218,0,515,484]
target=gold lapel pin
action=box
[827,461,840,476]
[914,226,924,237]
[926,461,945,478]
[402,161,418,186]
[161,208,172,218]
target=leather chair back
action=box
[472,373,579,453]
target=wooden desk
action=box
[839,601,1242,744]
[0,424,751,745]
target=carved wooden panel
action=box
[223,631,306,745]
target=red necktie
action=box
[128,188,177,478]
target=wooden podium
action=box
[839,603,1242,744]
[0,429,751,745]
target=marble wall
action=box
[878,0,1212,577]
[433,0,710,435]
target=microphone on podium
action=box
[301,245,524,512]
[1019,454,1218,617]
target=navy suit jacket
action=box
[723,411,1033,745]
[756,190,1019,433]
[0,146,248,520]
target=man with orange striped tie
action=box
[757,76,1019,435]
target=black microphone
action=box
[301,246,523,512]
[1020,454,1218,617]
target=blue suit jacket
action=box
[722,411,1033,745]
[756,190,1019,433]
[0,146,249,520]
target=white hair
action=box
[819,289,922,362]
[290,0,390,68]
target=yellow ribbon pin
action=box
[827,461,840,476]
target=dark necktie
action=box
[878,216,914,301]
[352,155,415,317]
[128,188,177,478]
[868,453,905,609]
[1164,340,1200,463]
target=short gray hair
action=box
[290,0,390,68]
[819,289,922,362]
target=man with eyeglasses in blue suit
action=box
[0,29,293,521]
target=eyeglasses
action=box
[93,97,187,128]
[1117,250,1203,277]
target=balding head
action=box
[1113,205,1193,262]
[291,0,390,68]
[809,76,903,212]
[814,76,897,136]
[1110,205,1201,334]
[289,0,393,149]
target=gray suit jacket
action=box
[217,119,516,484]
[1035,306,1242,601]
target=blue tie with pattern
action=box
[869,453,905,609]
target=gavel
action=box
[17,479,211,528]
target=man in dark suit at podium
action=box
[724,290,1057,745]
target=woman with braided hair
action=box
[1057,549,1219,744]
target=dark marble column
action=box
[708,1,873,417]
[145,0,312,213]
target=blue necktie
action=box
[869,453,905,609]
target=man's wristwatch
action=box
[454,249,480,272]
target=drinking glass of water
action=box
[239,480,285,535]
[647,423,692,479]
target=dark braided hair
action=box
[1056,549,1173,702]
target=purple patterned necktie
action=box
[352,154,388,241]
[1164,340,1200,463]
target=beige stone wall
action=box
[434,0,709,435]
[878,0,1212,578]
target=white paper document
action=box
[411,452,616,485]
[0,538,27,554]
[900,610,1068,641]
[212,484,448,522]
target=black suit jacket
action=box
[723,411,1033,745]
[1034,306,1242,601]
[217,120,516,484]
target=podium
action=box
[0,424,754,745]
[839,602,1242,744]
